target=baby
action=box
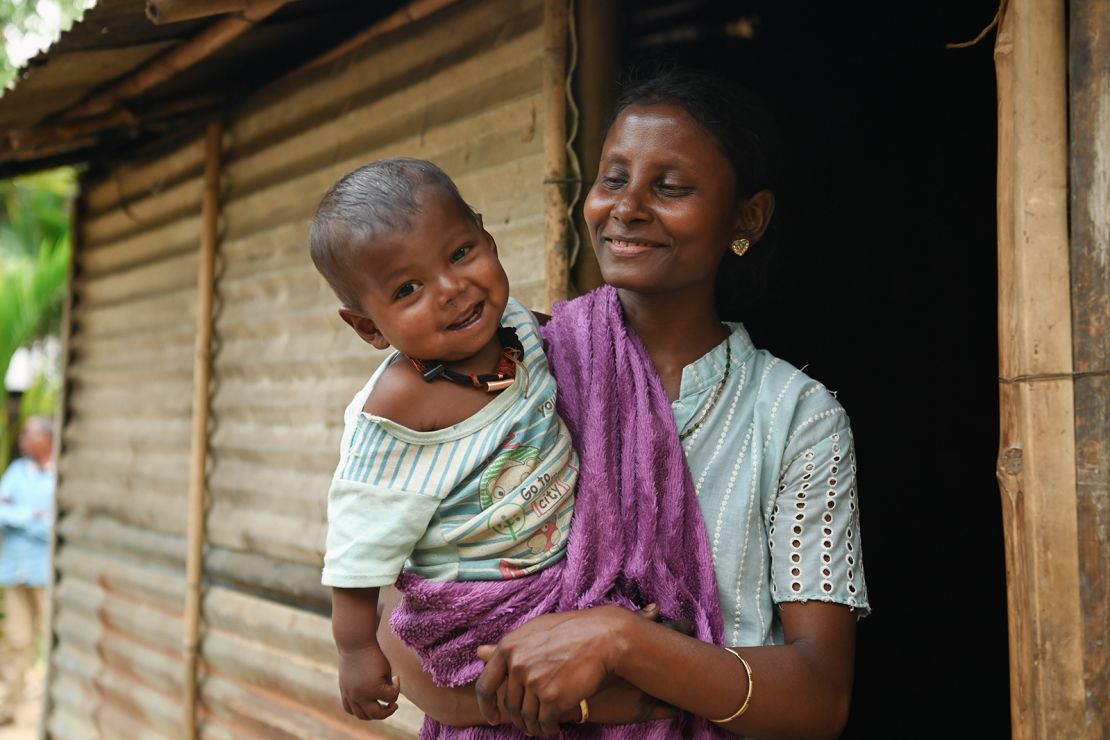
[310,158,579,721]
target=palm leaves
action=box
[0,171,71,258]
[1,235,70,368]
[0,170,73,469]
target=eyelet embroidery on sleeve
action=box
[845,445,860,606]
[682,346,872,645]
[771,428,867,612]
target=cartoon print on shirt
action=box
[525,520,561,555]
[479,443,540,509]
[488,502,527,540]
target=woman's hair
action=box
[610,66,783,320]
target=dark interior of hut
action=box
[601,1,1008,736]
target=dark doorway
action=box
[606,2,1008,736]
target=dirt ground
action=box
[0,666,43,740]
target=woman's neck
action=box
[617,288,729,401]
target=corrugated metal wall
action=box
[51,137,205,737]
[49,0,546,736]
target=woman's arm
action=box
[474,600,856,738]
[619,601,855,738]
[376,590,487,726]
[376,587,677,728]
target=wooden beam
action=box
[1068,0,1110,731]
[542,0,569,310]
[63,0,287,120]
[571,0,620,295]
[4,94,226,155]
[301,0,458,73]
[147,0,296,25]
[39,181,83,738]
[994,0,1087,736]
[183,121,222,738]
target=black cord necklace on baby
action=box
[408,326,524,393]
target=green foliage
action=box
[0,237,70,469]
[0,237,70,364]
[0,169,74,338]
[1,0,95,89]
[0,169,74,470]
[0,169,73,259]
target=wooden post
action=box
[994,1,1088,736]
[1068,0,1110,731]
[542,0,569,310]
[571,0,620,295]
[183,121,221,738]
[38,183,82,740]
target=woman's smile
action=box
[604,235,668,256]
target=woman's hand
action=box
[474,604,657,736]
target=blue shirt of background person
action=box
[0,418,56,587]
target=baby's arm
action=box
[332,586,401,720]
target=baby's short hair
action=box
[309,157,472,308]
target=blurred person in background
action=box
[0,416,56,726]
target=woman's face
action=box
[583,103,742,297]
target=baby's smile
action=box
[447,301,484,330]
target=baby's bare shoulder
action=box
[363,361,438,431]
[365,360,495,432]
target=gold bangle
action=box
[578,698,590,724]
[710,647,753,724]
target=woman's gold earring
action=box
[731,238,751,257]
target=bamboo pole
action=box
[301,0,458,73]
[63,0,288,121]
[38,184,82,740]
[542,0,569,310]
[147,0,295,25]
[6,94,225,154]
[994,1,1087,737]
[1068,0,1110,729]
[183,121,221,738]
[571,0,619,295]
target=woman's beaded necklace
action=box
[678,336,732,441]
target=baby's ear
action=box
[338,307,390,350]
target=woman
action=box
[378,67,870,739]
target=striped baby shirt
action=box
[322,298,577,588]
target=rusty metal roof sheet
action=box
[0,0,407,178]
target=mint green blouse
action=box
[674,323,870,647]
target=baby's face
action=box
[348,187,510,363]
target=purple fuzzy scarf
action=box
[390,286,727,738]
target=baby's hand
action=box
[337,643,401,721]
